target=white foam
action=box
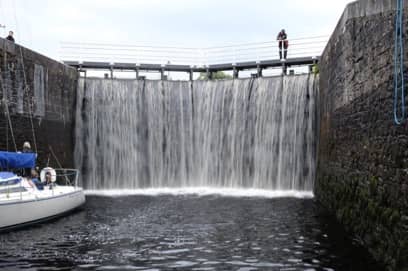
[85,187,314,199]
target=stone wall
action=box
[0,38,78,168]
[316,0,408,270]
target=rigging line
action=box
[8,0,38,152]
[0,76,17,152]
[18,46,38,153]
[4,99,17,152]
[49,145,63,169]
[6,102,8,151]
[49,145,71,185]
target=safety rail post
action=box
[51,174,54,195]
[135,66,140,80]
[257,63,262,78]
[74,169,79,189]
[110,65,114,79]
[233,65,239,79]
[206,67,212,80]
[189,69,194,81]
[310,56,318,74]
[281,60,287,76]
[161,65,166,80]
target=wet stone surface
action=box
[317,6,408,270]
[0,195,381,270]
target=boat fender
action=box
[40,167,57,183]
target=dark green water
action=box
[0,195,381,270]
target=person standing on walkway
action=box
[277,29,288,60]
[6,31,15,42]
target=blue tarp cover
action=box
[0,172,17,180]
[0,171,20,185]
[0,151,36,169]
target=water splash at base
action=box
[85,187,314,199]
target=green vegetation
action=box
[316,173,407,270]
[312,64,319,75]
[198,71,232,80]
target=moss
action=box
[381,208,394,227]
[369,176,378,195]
[316,172,407,270]
[367,200,377,218]
[397,240,408,269]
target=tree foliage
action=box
[198,71,232,80]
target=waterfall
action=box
[75,75,318,191]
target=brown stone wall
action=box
[0,37,78,168]
[316,1,408,270]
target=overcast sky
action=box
[0,0,354,61]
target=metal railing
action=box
[60,35,328,66]
[0,169,81,201]
[54,168,80,188]
[0,175,26,201]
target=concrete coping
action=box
[322,0,403,58]
[341,0,403,23]
[0,37,16,55]
[0,37,78,75]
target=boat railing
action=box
[53,169,81,189]
[0,176,27,201]
[0,169,82,201]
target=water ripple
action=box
[0,195,380,270]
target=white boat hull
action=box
[0,188,85,230]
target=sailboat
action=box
[0,151,85,231]
[0,32,86,231]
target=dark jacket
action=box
[6,35,15,42]
[277,32,288,49]
[277,31,287,41]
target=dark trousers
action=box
[279,41,288,59]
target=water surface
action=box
[0,194,380,270]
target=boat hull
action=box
[0,189,85,231]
